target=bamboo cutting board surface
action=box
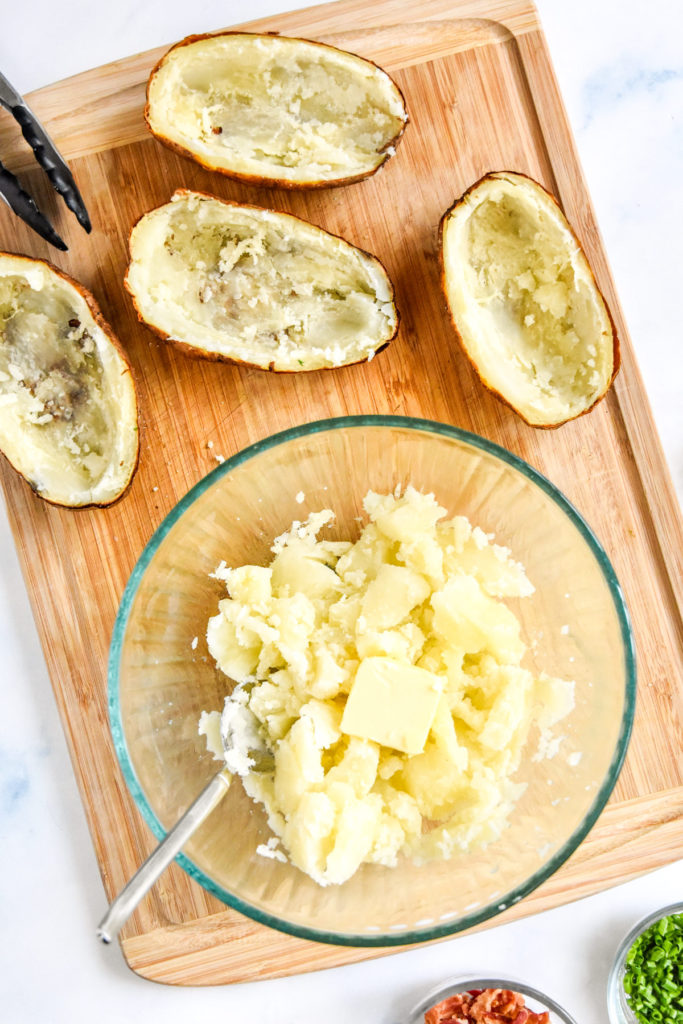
[1,0,682,986]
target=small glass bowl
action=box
[607,901,683,1024]
[406,976,578,1023]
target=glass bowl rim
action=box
[405,973,579,1023]
[108,414,636,947]
[607,900,683,1024]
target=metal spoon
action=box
[97,687,273,943]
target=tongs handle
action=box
[12,104,91,232]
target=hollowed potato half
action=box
[125,190,399,372]
[0,253,139,507]
[440,172,619,427]
[146,32,408,188]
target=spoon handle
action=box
[97,768,232,943]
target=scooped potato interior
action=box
[0,258,138,506]
[126,192,398,371]
[146,33,407,185]
[442,174,615,426]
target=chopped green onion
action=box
[622,912,683,1024]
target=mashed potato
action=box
[200,487,574,886]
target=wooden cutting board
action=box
[1,0,682,987]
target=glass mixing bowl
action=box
[109,415,635,946]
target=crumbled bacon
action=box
[425,988,549,1024]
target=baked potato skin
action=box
[132,325,394,374]
[0,251,140,508]
[438,171,620,429]
[124,188,400,372]
[144,31,409,190]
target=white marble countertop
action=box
[0,1,681,1021]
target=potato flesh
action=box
[202,488,575,886]
[148,34,407,183]
[0,262,136,504]
[442,175,614,425]
[127,193,397,370]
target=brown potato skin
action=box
[438,170,621,430]
[0,251,140,509]
[124,188,400,372]
[144,31,409,190]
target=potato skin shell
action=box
[438,170,621,429]
[0,251,140,509]
[124,188,400,372]
[144,31,409,190]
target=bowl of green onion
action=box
[607,902,683,1024]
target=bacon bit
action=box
[425,988,549,1024]
[211,125,223,134]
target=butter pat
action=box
[341,656,442,754]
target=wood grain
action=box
[120,790,683,985]
[0,0,681,986]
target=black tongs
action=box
[0,71,91,250]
